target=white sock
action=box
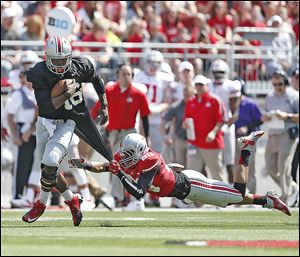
[40,190,50,205]
[80,187,91,201]
[61,189,73,202]
[25,188,35,202]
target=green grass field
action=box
[1,208,299,256]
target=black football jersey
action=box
[27,56,112,161]
[27,56,104,120]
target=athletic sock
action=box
[252,194,267,206]
[40,190,51,205]
[61,189,74,202]
[233,183,247,197]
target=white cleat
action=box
[123,199,145,212]
[237,130,264,151]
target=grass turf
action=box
[1,208,299,256]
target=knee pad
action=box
[41,165,58,192]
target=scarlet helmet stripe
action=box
[57,36,62,53]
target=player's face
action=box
[146,60,160,76]
[212,71,225,83]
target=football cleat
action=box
[237,130,264,152]
[22,200,46,223]
[65,194,83,226]
[264,190,291,216]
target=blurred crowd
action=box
[1,1,299,85]
[1,1,299,210]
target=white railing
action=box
[1,38,298,95]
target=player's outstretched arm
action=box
[68,157,109,173]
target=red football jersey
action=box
[114,149,176,197]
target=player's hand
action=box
[1,127,8,142]
[68,156,86,169]
[98,107,108,125]
[108,160,121,175]
[64,79,77,98]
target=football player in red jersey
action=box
[69,131,291,216]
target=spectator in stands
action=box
[25,1,51,20]
[161,6,183,43]
[266,15,293,74]
[261,69,299,202]
[102,1,127,37]
[18,14,45,51]
[184,75,226,181]
[261,1,279,24]
[148,15,167,45]
[123,18,149,66]
[1,7,19,42]
[126,1,144,21]
[77,1,103,32]
[208,1,233,44]
[286,1,299,43]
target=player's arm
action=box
[68,157,109,173]
[107,160,159,200]
[83,58,108,125]
[115,168,158,200]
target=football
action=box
[50,79,73,97]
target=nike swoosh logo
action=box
[27,217,39,223]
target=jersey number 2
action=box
[64,91,83,110]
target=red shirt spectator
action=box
[185,91,224,149]
[91,80,150,131]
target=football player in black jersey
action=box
[22,36,112,226]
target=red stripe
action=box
[57,36,62,53]
[190,180,241,195]
[207,240,299,248]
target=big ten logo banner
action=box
[46,7,76,38]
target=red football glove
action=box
[108,160,121,175]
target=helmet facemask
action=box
[45,36,72,75]
[118,134,148,169]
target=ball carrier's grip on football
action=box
[51,79,77,109]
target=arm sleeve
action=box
[142,116,149,138]
[81,58,105,95]
[116,167,158,200]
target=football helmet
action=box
[144,50,164,76]
[117,133,148,169]
[45,36,72,75]
[209,59,229,83]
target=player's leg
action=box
[181,169,243,207]
[23,119,83,225]
[234,131,291,216]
